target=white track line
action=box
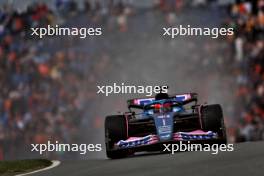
[15,160,61,176]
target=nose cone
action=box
[153,112,174,141]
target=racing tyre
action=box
[105,115,129,159]
[201,104,227,144]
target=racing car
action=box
[105,92,227,159]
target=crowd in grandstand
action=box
[0,0,131,159]
[227,0,264,142]
[0,2,84,159]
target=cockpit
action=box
[144,101,184,115]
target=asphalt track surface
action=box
[31,141,264,176]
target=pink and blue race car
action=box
[105,93,227,159]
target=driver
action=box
[154,93,172,113]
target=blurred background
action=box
[0,0,263,160]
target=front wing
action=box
[115,130,218,149]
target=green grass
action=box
[0,159,52,176]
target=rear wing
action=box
[127,93,198,108]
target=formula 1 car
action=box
[105,93,227,159]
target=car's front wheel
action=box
[201,104,227,144]
[105,115,129,159]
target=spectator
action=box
[226,0,264,142]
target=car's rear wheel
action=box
[105,115,129,159]
[201,104,227,144]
